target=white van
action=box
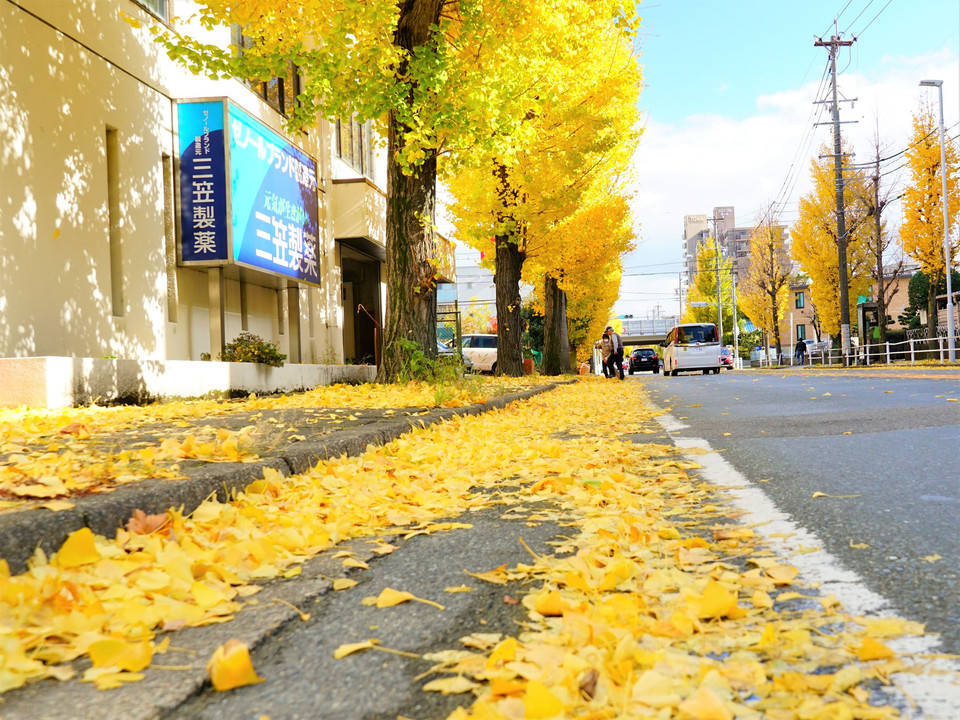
[662,323,722,376]
[460,333,498,373]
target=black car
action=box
[628,348,660,374]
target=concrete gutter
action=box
[0,383,565,574]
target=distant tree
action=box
[683,237,734,344]
[900,98,959,341]
[855,124,905,345]
[738,215,793,356]
[898,270,960,331]
[791,143,873,340]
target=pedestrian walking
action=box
[600,329,614,378]
[795,339,807,366]
[603,326,625,380]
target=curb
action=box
[0,383,565,574]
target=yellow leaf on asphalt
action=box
[37,500,75,511]
[55,527,101,568]
[207,640,263,691]
[443,585,475,593]
[363,587,444,610]
[89,639,153,672]
[677,686,733,720]
[854,636,894,661]
[81,667,145,690]
[342,558,369,569]
[333,578,358,591]
[333,639,378,659]
[523,679,563,718]
[422,675,479,694]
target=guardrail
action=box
[753,333,959,367]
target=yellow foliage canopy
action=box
[900,100,960,280]
[790,145,872,338]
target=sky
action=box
[618,0,960,321]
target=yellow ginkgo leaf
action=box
[363,587,444,610]
[533,590,570,617]
[695,579,739,620]
[88,639,153,672]
[523,679,563,719]
[81,666,145,690]
[854,636,894,661]
[333,578,358,591]
[55,527,101,568]
[207,639,263,691]
[677,686,733,720]
[333,639,378,659]
[422,675,480,695]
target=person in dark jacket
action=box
[795,339,807,366]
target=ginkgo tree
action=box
[900,98,959,341]
[443,3,642,375]
[791,144,873,340]
[738,215,793,356]
[683,237,734,344]
[530,188,636,372]
[148,0,640,380]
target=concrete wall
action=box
[1,0,345,364]
[0,356,376,409]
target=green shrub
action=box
[219,332,286,367]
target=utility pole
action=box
[705,215,724,343]
[731,266,740,368]
[815,33,856,364]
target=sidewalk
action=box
[0,383,562,575]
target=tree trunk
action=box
[769,289,783,357]
[495,235,524,376]
[927,274,939,350]
[377,0,444,382]
[493,163,524,377]
[558,289,572,374]
[541,274,567,375]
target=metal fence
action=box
[755,333,959,367]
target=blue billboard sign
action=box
[178,101,228,262]
[176,99,321,287]
[227,104,320,286]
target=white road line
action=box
[657,413,960,719]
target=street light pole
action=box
[920,79,956,362]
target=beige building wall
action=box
[1,0,347,363]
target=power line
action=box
[839,0,876,36]
[853,0,894,37]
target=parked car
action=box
[720,347,734,369]
[661,323,722,376]
[628,347,660,374]
[438,341,473,372]
[460,334,498,373]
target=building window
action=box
[797,324,807,341]
[233,28,301,118]
[795,292,805,309]
[336,116,374,178]
[133,0,168,20]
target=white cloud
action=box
[620,51,959,319]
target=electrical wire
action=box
[823,0,855,38]
[839,0,876,36]
[852,0,894,37]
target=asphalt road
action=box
[634,366,960,653]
